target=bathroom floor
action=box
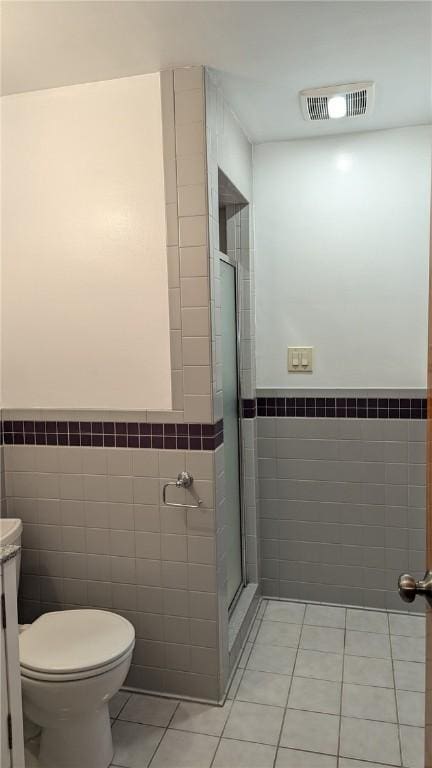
[25,599,426,768]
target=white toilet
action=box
[20,609,135,768]
[8,518,135,768]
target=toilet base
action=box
[38,705,113,768]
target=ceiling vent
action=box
[300,82,375,122]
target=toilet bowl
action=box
[19,608,135,768]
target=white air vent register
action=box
[300,82,375,122]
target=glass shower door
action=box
[220,259,243,608]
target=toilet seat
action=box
[20,609,135,682]
[21,644,134,682]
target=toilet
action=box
[6,517,135,768]
[19,609,135,768]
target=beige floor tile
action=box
[394,661,425,692]
[264,600,306,624]
[247,643,296,675]
[223,700,284,746]
[396,689,425,727]
[294,650,343,682]
[280,709,339,755]
[300,626,345,654]
[304,604,345,629]
[389,614,425,638]
[391,635,425,663]
[346,609,388,634]
[343,655,394,688]
[119,693,179,727]
[109,690,130,718]
[169,701,231,737]
[237,669,291,707]
[276,748,337,767]
[339,717,400,765]
[288,677,341,715]
[345,630,391,659]
[341,683,396,722]
[150,729,218,768]
[111,720,165,768]
[399,725,425,768]
[256,620,301,648]
[212,739,275,768]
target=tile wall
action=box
[5,442,221,700]
[161,65,213,423]
[205,72,259,686]
[257,398,426,611]
[2,67,223,703]
[1,445,5,517]
[1,66,260,704]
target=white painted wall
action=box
[2,73,171,410]
[254,126,432,389]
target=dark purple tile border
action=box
[2,419,224,450]
[242,399,257,419]
[1,396,426,449]
[255,397,427,419]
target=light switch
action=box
[288,347,313,372]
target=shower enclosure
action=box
[220,257,244,608]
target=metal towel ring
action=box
[162,471,203,509]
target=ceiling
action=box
[2,1,431,142]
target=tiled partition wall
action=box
[1,67,218,704]
[4,435,220,700]
[257,392,426,611]
[1,66,259,704]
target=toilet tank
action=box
[0,519,22,589]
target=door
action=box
[397,190,431,765]
[220,258,244,608]
[426,204,432,768]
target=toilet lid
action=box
[19,609,135,675]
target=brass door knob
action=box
[398,571,432,603]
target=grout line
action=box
[147,700,181,768]
[270,604,305,768]
[208,671,245,768]
[336,605,347,762]
[113,691,132,721]
[209,602,267,768]
[388,610,404,768]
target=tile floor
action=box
[23,599,426,767]
[105,599,426,768]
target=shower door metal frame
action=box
[219,251,247,614]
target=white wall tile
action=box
[184,366,212,396]
[179,216,208,248]
[176,122,205,158]
[174,67,203,93]
[182,338,211,366]
[180,246,208,277]
[177,154,206,187]
[178,185,207,217]
[180,276,209,306]
[181,307,210,337]
[174,89,204,125]
[183,395,213,423]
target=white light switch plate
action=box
[288,347,313,372]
